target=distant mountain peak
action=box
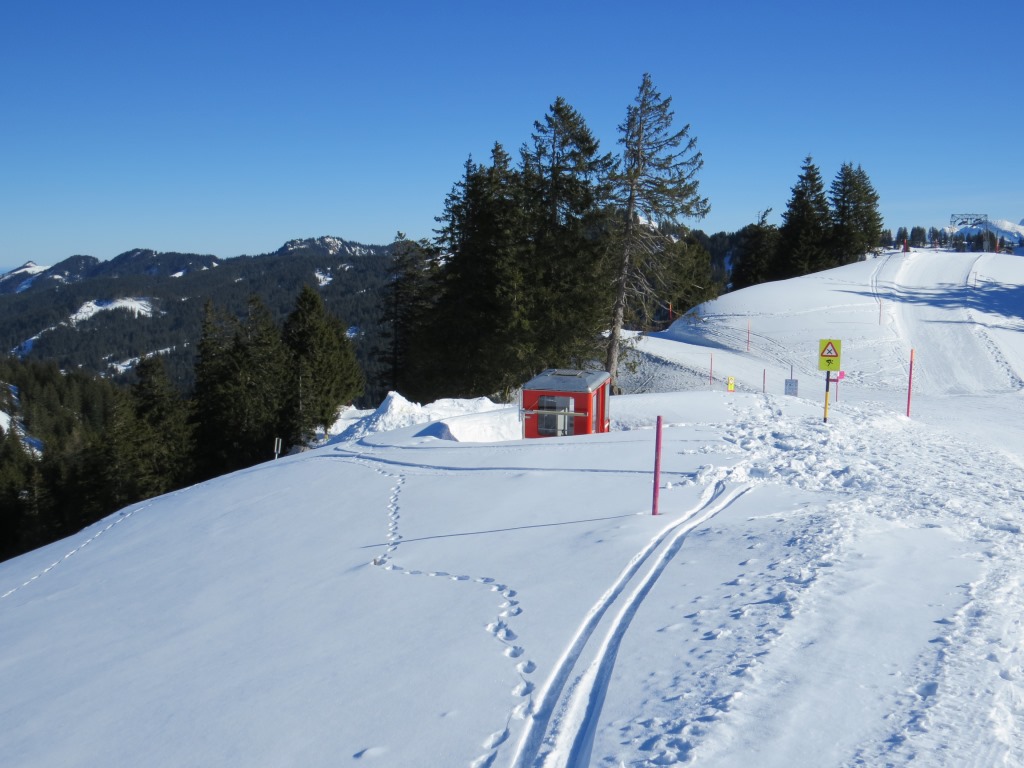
[278,236,383,259]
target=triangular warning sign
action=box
[821,341,839,358]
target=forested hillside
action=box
[0,238,391,398]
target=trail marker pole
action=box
[747,319,751,352]
[652,415,663,516]
[824,372,831,423]
[709,353,713,387]
[906,349,915,418]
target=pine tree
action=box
[830,163,883,265]
[520,97,615,371]
[850,166,883,256]
[0,425,31,560]
[730,210,779,290]
[131,355,193,494]
[431,145,533,399]
[774,155,831,278]
[379,233,439,401]
[283,285,364,441]
[231,296,292,465]
[192,297,291,477]
[605,73,710,386]
[192,301,241,479]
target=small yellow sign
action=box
[727,376,735,392]
[818,339,842,371]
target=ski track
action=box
[542,484,753,768]
[507,477,751,768]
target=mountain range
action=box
[0,237,393,397]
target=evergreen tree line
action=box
[887,226,1016,253]
[379,74,718,401]
[730,156,884,291]
[0,285,363,563]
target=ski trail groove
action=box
[508,479,751,768]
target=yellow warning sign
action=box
[818,339,842,370]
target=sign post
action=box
[818,339,842,423]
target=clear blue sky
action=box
[2,0,1021,271]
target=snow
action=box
[69,298,154,325]
[2,249,1024,767]
[11,298,158,355]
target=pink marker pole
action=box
[906,349,915,418]
[652,415,663,516]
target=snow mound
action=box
[333,392,516,443]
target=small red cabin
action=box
[521,369,611,439]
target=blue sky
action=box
[2,0,1021,270]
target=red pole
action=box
[652,415,663,516]
[906,349,915,418]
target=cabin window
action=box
[537,395,574,436]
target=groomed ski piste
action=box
[1,248,1023,767]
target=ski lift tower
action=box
[950,213,989,230]
[950,213,993,251]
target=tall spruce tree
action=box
[730,210,779,290]
[774,155,831,278]
[520,97,615,371]
[192,301,240,479]
[851,165,884,257]
[131,355,193,494]
[0,425,32,561]
[192,297,291,478]
[605,73,710,386]
[379,233,438,401]
[431,145,532,399]
[283,285,364,441]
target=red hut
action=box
[521,369,611,439]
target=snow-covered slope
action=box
[1,249,1023,767]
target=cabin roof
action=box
[522,369,611,394]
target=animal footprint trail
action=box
[360,460,537,768]
[1,504,150,601]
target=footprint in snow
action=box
[483,728,509,748]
